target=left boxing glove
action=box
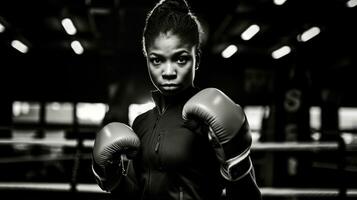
[92,122,140,191]
[182,88,252,181]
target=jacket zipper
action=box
[154,105,167,159]
[152,114,161,153]
[155,133,161,153]
[147,104,167,198]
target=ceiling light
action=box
[346,0,357,7]
[273,0,287,6]
[297,26,321,42]
[241,24,260,41]
[221,44,238,58]
[71,40,84,55]
[0,23,5,33]
[341,133,354,145]
[11,40,28,53]
[272,45,291,59]
[61,18,77,35]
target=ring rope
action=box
[0,139,94,148]
[0,183,356,197]
[0,182,106,193]
[261,187,357,197]
[1,139,356,152]
[0,154,91,164]
[252,142,339,152]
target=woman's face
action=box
[146,32,198,96]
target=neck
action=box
[152,86,198,114]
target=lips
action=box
[161,83,179,86]
[160,84,180,89]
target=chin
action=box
[160,88,182,96]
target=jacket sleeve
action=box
[224,162,262,200]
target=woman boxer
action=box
[92,0,262,199]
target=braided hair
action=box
[142,0,203,57]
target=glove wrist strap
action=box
[221,154,252,181]
[92,162,123,192]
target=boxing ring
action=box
[0,138,356,198]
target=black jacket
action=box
[109,87,261,200]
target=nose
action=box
[162,62,177,80]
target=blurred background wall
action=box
[0,0,357,199]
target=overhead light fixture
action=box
[273,0,287,6]
[241,24,260,41]
[272,45,291,59]
[11,40,28,53]
[297,26,321,42]
[221,44,238,58]
[71,40,84,55]
[0,22,5,33]
[61,18,77,35]
[346,0,357,7]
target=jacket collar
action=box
[151,87,199,115]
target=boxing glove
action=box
[182,88,252,181]
[92,122,140,191]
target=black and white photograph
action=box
[0,0,357,199]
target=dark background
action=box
[0,0,356,199]
[0,0,356,105]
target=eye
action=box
[177,55,190,65]
[150,57,162,65]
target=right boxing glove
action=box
[92,122,140,191]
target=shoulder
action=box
[132,111,149,127]
[132,108,155,133]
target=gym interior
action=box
[0,0,356,199]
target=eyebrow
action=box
[148,49,190,57]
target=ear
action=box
[195,50,201,70]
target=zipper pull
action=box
[155,134,161,153]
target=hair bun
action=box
[159,0,190,14]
